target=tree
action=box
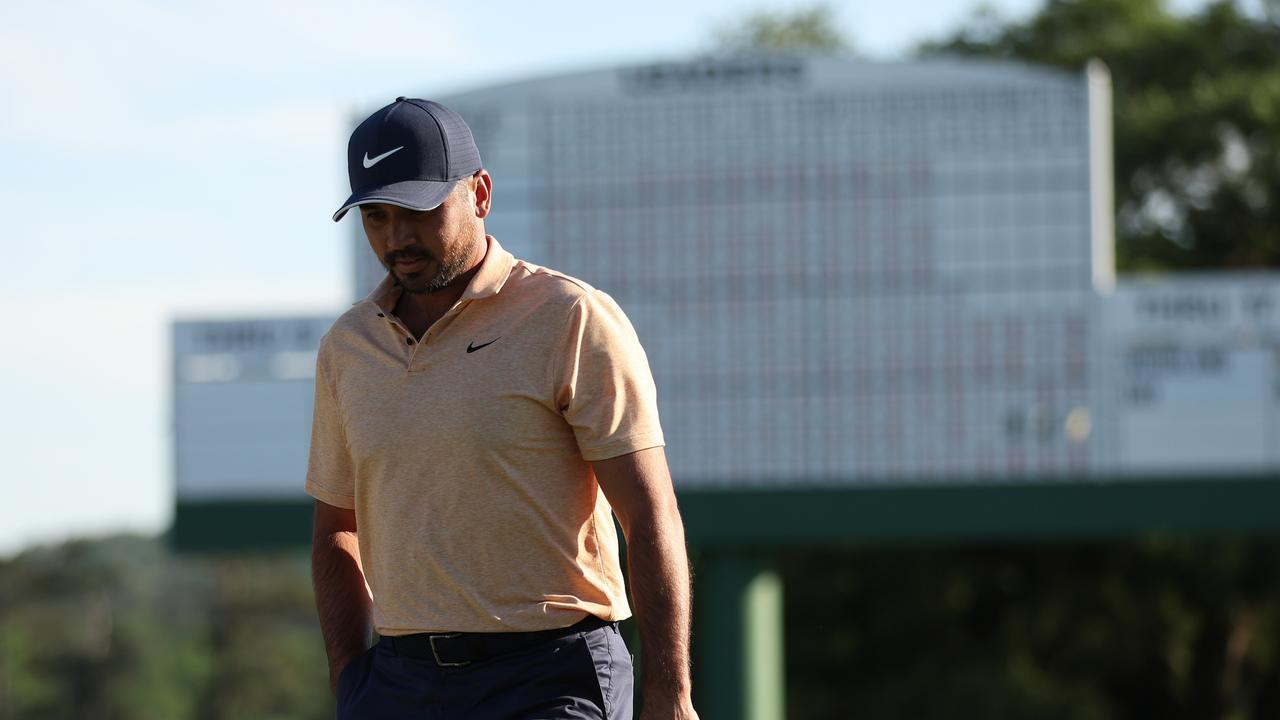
[711,4,850,54]
[921,0,1280,272]
[0,536,332,720]
[781,539,1280,719]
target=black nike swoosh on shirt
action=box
[466,338,499,353]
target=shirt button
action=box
[377,313,385,317]
[406,338,414,345]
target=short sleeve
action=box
[304,342,357,508]
[554,289,665,462]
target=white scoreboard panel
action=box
[176,58,1280,527]
[1107,274,1280,474]
[173,317,333,500]
[358,56,1114,487]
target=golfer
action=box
[307,97,697,720]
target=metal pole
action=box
[695,549,785,720]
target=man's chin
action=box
[393,270,450,295]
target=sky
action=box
[9,0,1228,557]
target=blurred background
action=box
[4,0,1280,718]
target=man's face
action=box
[359,181,478,294]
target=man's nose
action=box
[385,215,416,251]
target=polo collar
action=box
[362,235,514,313]
[460,235,514,301]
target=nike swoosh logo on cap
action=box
[363,146,404,168]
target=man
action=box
[307,97,698,720]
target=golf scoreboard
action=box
[174,56,1278,537]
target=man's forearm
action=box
[311,529,373,692]
[625,500,694,702]
[593,447,698,718]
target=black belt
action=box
[383,615,611,667]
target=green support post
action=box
[695,550,785,720]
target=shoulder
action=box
[316,301,381,363]
[334,299,383,328]
[499,260,639,343]
[326,301,379,340]
[505,259,604,310]
[505,260,643,345]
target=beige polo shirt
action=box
[305,236,664,635]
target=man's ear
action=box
[473,169,493,219]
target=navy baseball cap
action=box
[332,97,483,222]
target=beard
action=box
[382,245,472,294]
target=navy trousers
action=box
[336,621,634,720]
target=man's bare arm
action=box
[593,447,698,720]
[311,499,373,694]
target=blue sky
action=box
[15,0,1228,556]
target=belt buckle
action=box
[429,632,470,667]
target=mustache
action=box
[384,248,432,265]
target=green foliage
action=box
[712,4,850,54]
[0,536,332,720]
[6,533,1280,719]
[921,0,1280,272]
[782,538,1280,719]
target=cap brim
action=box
[332,178,460,222]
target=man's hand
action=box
[328,655,355,695]
[593,447,698,719]
[311,499,373,695]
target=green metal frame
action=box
[677,474,1280,546]
[171,499,313,552]
[171,474,1280,553]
